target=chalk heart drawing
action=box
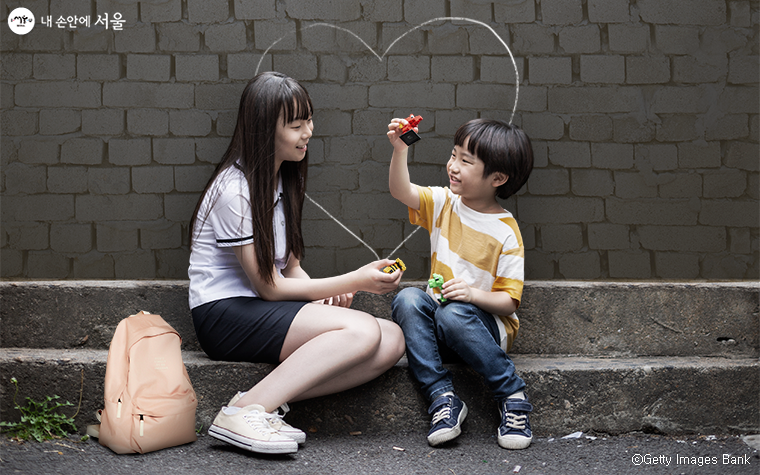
[255,17,520,263]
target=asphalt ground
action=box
[1,429,758,475]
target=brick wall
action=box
[1,0,758,281]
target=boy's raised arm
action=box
[387,118,421,210]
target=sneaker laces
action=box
[431,406,452,425]
[263,411,286,429]
[264,404,301,433]
[243,409,279,435]
[502,411,528,430]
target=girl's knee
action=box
[381,319,406,360]
[346,314,383,357]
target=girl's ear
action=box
[491,172,508,188]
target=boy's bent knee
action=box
[392,287,432,324]
[435,301,479,331]
[392,287,427,307]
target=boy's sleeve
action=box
[492,217,525,307]
[493,252,524,308]
[408,185,435,232]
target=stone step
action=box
[1,347,757,437]
[1,281,757,357]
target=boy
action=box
[386,117,534,449]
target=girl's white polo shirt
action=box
[188,165,287,309]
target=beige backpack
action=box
[88,311,198,454]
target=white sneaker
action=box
[228,392,306,444]
[208,404,298,454]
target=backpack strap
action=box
[86,410,102,438]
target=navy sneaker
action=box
[426,394,468,446]
[497,396,533,449]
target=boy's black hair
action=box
[454,119,534,200]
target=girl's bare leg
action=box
[288,318,404,401]
[234,304,405,412]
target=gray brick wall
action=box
[1,0,758,281]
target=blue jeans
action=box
[391,287,525,403]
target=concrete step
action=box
[1,347,757,437]
[1,281,757,357]
[1,281,758,437]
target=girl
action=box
[188,72,406,454]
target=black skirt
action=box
[192,296,308,364]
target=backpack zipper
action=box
[139,415,144,437]
[117,399,122,419]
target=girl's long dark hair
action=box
[190,72,312,286]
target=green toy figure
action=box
[428,273,446,303]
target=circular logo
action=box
[8,8,35,35]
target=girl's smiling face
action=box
[274,111,313,171]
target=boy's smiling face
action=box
[447,137,509,212]
[447,142,483,194]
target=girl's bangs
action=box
[281,85,313,124]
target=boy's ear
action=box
[491,172,509,188]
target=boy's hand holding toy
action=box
[388,114,423,148]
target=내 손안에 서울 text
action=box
[6,6,123,34]
[38,12,123,30]
[631,453,752,467]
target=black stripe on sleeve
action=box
[216,235,254,244]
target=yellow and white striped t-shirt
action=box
[410,185,524,352]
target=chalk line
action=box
[260,18,520,262]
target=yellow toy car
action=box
[382,258,407,274]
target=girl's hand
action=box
[442,277,473,303]
[387,118,416,152]
[315,293,354,308]
[356,259,403,295]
